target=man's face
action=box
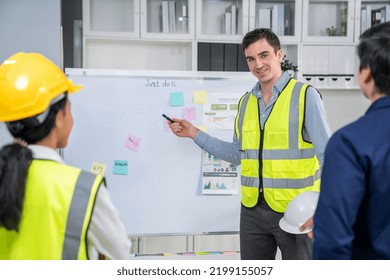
[244,39,283,85]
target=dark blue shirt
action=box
[313,96,390,259]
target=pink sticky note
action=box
[182,106,197,121]
[164,121,172,132]
[163,115,178,132]
[125,135,141,152]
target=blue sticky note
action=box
[169,92,184,107]
[113,160,128,175]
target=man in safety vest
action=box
[0,52,131,259]
[167,28,331,259]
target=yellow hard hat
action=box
[0,52,83,122]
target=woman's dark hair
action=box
[0,94,68,231]
[358,22,390,95]
[241,28,281,54]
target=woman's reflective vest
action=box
[235,79,321,213]
[0,159,103,259]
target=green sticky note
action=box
[169,92,184,106]
[113,160,128,175]
[195,251,210,255]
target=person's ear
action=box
[55,109,65,129]
[278,49,284,62]
[360,67,372,83]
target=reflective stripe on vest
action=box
[235,79,320,212]
[62,171,97,260]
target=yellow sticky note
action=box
[193,90,207,104]
[163,252,177,256]
[91,162,107,176]
[196,125,208,132]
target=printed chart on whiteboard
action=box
[201,92,241,195]
[202,93,241,130]
[202,151,239,195]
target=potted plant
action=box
[281,55,298,78]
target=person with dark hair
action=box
[167,28,331,260]
[312,22,390,259]
[0,52,131,259]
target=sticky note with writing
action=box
[91,162,107,176]
[113,160,128,175]
[182,106,197,121]
[125,134,141,152]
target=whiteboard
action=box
[64,69,257,236]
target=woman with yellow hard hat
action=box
[0,52,131,259]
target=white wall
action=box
[0,0,61,146]
[321,89,369,133]
[0,0,61,65]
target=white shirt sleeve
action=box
[87,185,131,260]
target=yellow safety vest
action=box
[0,159,103,259]
[235,79,320,212]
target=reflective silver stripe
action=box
[237,92,251,148]
[241,149,258,160]
[241,175,260,188]
[288,81,303,150]
[62,171,97,260]
[242,148,315,160]
[241,169,321,189]
[264,148,315,159]
[263,169,321,189]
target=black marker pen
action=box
[162,114,174,123]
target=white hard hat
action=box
[279,191,319,234]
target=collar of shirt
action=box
[251,71,291,100]
[367,95,390,114]
[28,145,65,164]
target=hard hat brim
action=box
[279,217,313,235]
[67,81,83,94]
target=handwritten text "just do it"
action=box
[144,79,177,88]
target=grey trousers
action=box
[240,200,312,260]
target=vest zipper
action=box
[259,128,265,200]
[258,97,265,200]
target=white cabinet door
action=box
[328,45,356,87]
[83,0,140,38]
[302,45,357,88]
[355,0,390,42]
[249,0,302,43]
[196,0,250,41]
[301,45,329,87]
[140,0,195,39]
[302,0,355,43]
